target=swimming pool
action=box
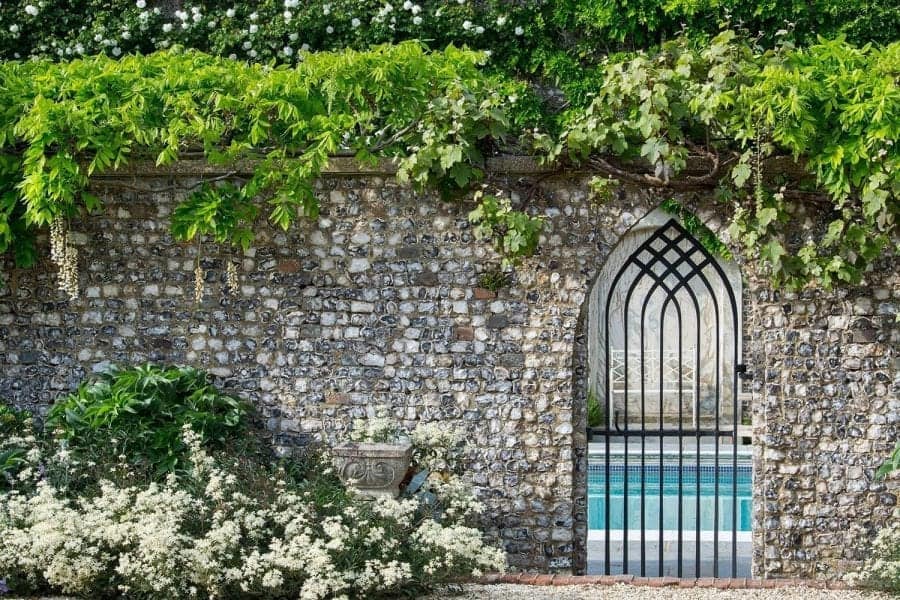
[588,459,752,533]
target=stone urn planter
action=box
[332,442,412,498]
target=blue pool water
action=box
[588,461,752,532]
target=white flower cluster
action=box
[349,414,405,443]
[847,514,900,592]
[0,425,506,598]
[49,217,79,301]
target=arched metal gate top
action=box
[587,213,747,578]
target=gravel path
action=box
[424,584,891,599]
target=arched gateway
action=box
[584,207,750,577]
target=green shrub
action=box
[46,364,249,475]
[0,401,33,490]
[587,390,604,429]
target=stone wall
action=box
[0,160,896,578]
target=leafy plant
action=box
[586,390,604,429]
[468,191,544,268]
[46,364,249,475]
[0,401,33,489]
[544,31,899,289]
[477,267,511,292]
[660,199,732,260]
[877,441,900,479]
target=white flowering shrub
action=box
[848,513,900,593]
[0,0,543,71]
[0,424,505,598]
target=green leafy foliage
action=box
[477,267,512,292]
[468,191,544,268]
[586,391,604,429]
[0,44,530,262]
[660,199,732,259]
[0,400,32,489]
[46,364,249,475]
[548,32,899,289]
[876,441,900,479]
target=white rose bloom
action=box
[289,32,298,41]
[496,15,507,26]
[162,22,173,32]
[122,30,131,39]
[192,12,202,22]
[249,49,257,57]
[462,20,472,30]
[412,15,422,25]
[514,25,524,35]
[283,10,292,20]
[135,0,145,7]
[249,11,258,20]
[228,53,237,60]
[225,8,236,18]
[475,25,484,34]
[249,23,258,33]
[138,11,149,20]
[243,40,252,49]
[351,17,361,27]
[112,46,121,56]
[9,24,19,33]
[24,4,38,15]
[411,4,421,14]
[326,25,334,33]
[283,45,293,56]
[300,43,309,51]
[323,4,331,15]
[402,0,412,9]
[94,33,103,41]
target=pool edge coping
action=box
[475,574,855,590]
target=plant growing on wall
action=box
[0,32,897,298]
[540,31,899,289]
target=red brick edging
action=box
[477,574,852,590]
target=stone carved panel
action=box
[332,442,412,498]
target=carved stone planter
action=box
[332,442,412,498]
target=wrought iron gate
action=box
[588,217,745,578]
